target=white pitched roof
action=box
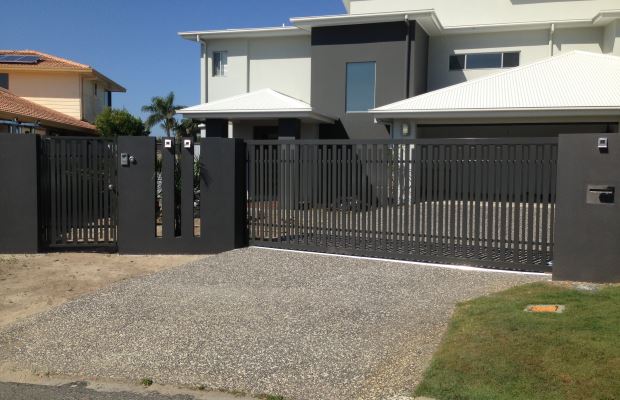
[179,89,334,123]
[373,51,620,120]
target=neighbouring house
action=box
[178,0,620,139]
[0,50,125,135]
[0,88,97,135]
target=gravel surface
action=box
[0,248,545,400]
[0,381,233,400]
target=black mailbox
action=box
[587,185,615,205]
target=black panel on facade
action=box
[503,52,520,67]
[449,55,465,70]
[311,22,413,46]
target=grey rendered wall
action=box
[554,133,620,283]
[0,134,40,253]
[311,22,422,139]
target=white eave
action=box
[372,51,620,122]
[178,88,335,123]
[178,26,308,41]
[290,9,620,37]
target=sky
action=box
[0,0,345,135]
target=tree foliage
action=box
[175,118,200,138]
[141,92,185,138]
[95,108,147,137]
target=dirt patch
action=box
[0,253,203,329]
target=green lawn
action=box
[415,283,620,400]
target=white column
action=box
[200,41,208,104]
[228,121,234,139]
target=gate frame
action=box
[38,136,119,251]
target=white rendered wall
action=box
[249,36,312,103]
[348,0,620,27]
[206,39,249,102]
[427,27,606,91]
[205,35,311,103]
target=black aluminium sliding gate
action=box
[246,138,558,272]
[39,137,118,249]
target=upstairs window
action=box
[346,62,376,113]
[0,73,8,89]
[449,52,520,70]
[213,51,228,77]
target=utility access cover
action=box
[524,305,565,313]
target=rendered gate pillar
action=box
[201,138,247,252]
[0,134,40,253]
[554,133,620,283]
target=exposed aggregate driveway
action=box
[0,248,545,400]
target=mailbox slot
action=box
[587,185,615,205]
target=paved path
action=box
[0,381,196,400]
[0,248,545,400]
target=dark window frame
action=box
[212,51,228,77]
[449,51,520,71]
[0,73,8,90]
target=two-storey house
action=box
[179,0,620,139]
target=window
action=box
[449,52,520,70]
[502,52,520,68]
[213,51,228,77]
[94,83,98,96]
[346,62,376,112]
[0,73,8,89]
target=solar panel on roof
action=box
[0,54,40,64]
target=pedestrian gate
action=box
[246,139,558,272]
[39,137,118,249]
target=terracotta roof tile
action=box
[0,50,91,71]
[0,88,96,133]
[0,50,126,92]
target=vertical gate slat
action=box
[449,145,457,258]
[49,140,58,246]
[541,144,551,265]
[486,144,496,261]
[80,140,87,243]
[526,145,536,265]
[181,140,194,239]
[513,145,523,263]
[473,145,482,259]
[438,144,445,257]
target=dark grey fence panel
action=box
[246,139,558,272]
[39,137,117,249]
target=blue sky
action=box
[1,0,344,135]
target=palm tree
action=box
[175,118,200,138]
[142,92,185,138]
